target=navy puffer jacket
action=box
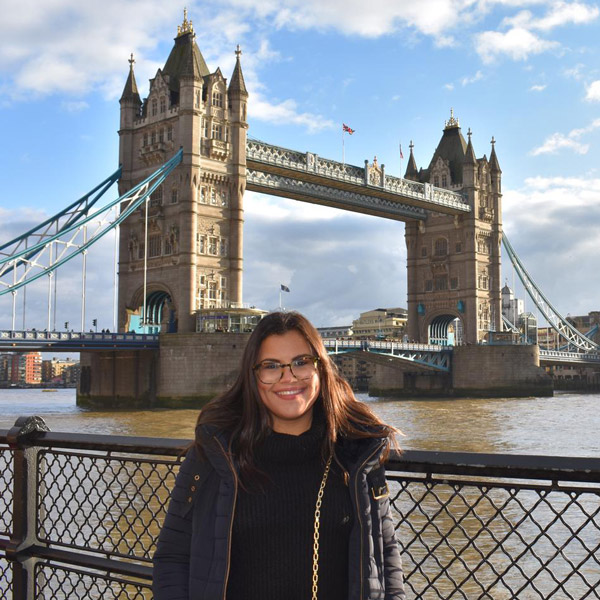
[153,426,405,599]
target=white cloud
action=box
[503,175,600,316]
[61,100,89,112]
[444,83,455,91]
[529,83,547,91]
[563,63,585,80]
[460,70,484,85]
[530,118,600,155]
[585,80,600,101]
[250,94,335,133]
[531,133,589,155]
[475,27,559,63]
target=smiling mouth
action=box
[276,389,304,396]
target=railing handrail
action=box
[3,428,600,481]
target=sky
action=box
[1,0,600,334]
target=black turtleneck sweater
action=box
[226,415,353,600]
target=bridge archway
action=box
[127,286,177,334]
[426,312,463,346]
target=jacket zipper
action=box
[353,440,386,600]
[214,437,238,600]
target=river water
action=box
[1,388,599,457]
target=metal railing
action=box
[1,417,599,599]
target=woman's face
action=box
[254,330,321,435]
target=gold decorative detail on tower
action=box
[235,44,242,59]
[444,108,460,129]
[128,53,135,70]
[177,7,195,37]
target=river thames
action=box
[1,388,599,457]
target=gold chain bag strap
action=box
[312,453,333,600]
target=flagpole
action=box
[279,288,282,310]
[399,142,403,178]
[342,129,345,165]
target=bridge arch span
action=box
[423,309,463,346]
[126,284,177,334]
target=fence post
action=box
[6,416,50,600]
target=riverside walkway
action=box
[1,416,599,599]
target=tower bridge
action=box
[1,10,597,403]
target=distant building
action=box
[42,357,81,385]
[1,352,42,385]
[519,312,538,345]
[567,312,600,344]
[317,325,353,338]
[502,284,524,327]
[352,308,407,340]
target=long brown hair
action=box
[195,311,398,482]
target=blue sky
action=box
[1,0,600,332]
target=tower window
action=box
[199,187,207,204]
[159,129,164,143]
[152,99,157,117]
[195,90,201,108]
[203,119,209,138]
[171,187,178,204]
[455,242,462,253]
[421,246,427,257]
[151,130,156,145]
[208,237,218,255]
[210,189,217,205]
[150,186,163,207]
[450,277,458,290]
[442,174,447,187]
[167,126,173,141]
[211,123,223,141]
[434,176,439,187]
[434,276,448,291]
[143,133,148,147]
[212,91,223,107]
[148,235,161,258]
[160,97,166,113]
[219,239,228,256]
[434,238,448,257]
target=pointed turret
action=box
[120,54,141,106]
[489,136,501,173]
[229,45,248,96]
[464,128,477,165]
[404,141,419,181]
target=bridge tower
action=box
[404,111,502,344]
[117,10,248,333]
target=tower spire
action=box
[489,136,501,173]
[120,53,141,104]
[404,140,419,180]
[229,45,248,95]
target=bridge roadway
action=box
[0,330,159,351]
[3,329,598,369]
[246,140,471,221]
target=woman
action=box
[153,311,405,600]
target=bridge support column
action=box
[77,350,158,408]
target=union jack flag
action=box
[342,123,355,134]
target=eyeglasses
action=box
[253,355,320,384]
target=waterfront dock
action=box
[1,416,599,599]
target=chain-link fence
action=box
[2,420,600,599]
